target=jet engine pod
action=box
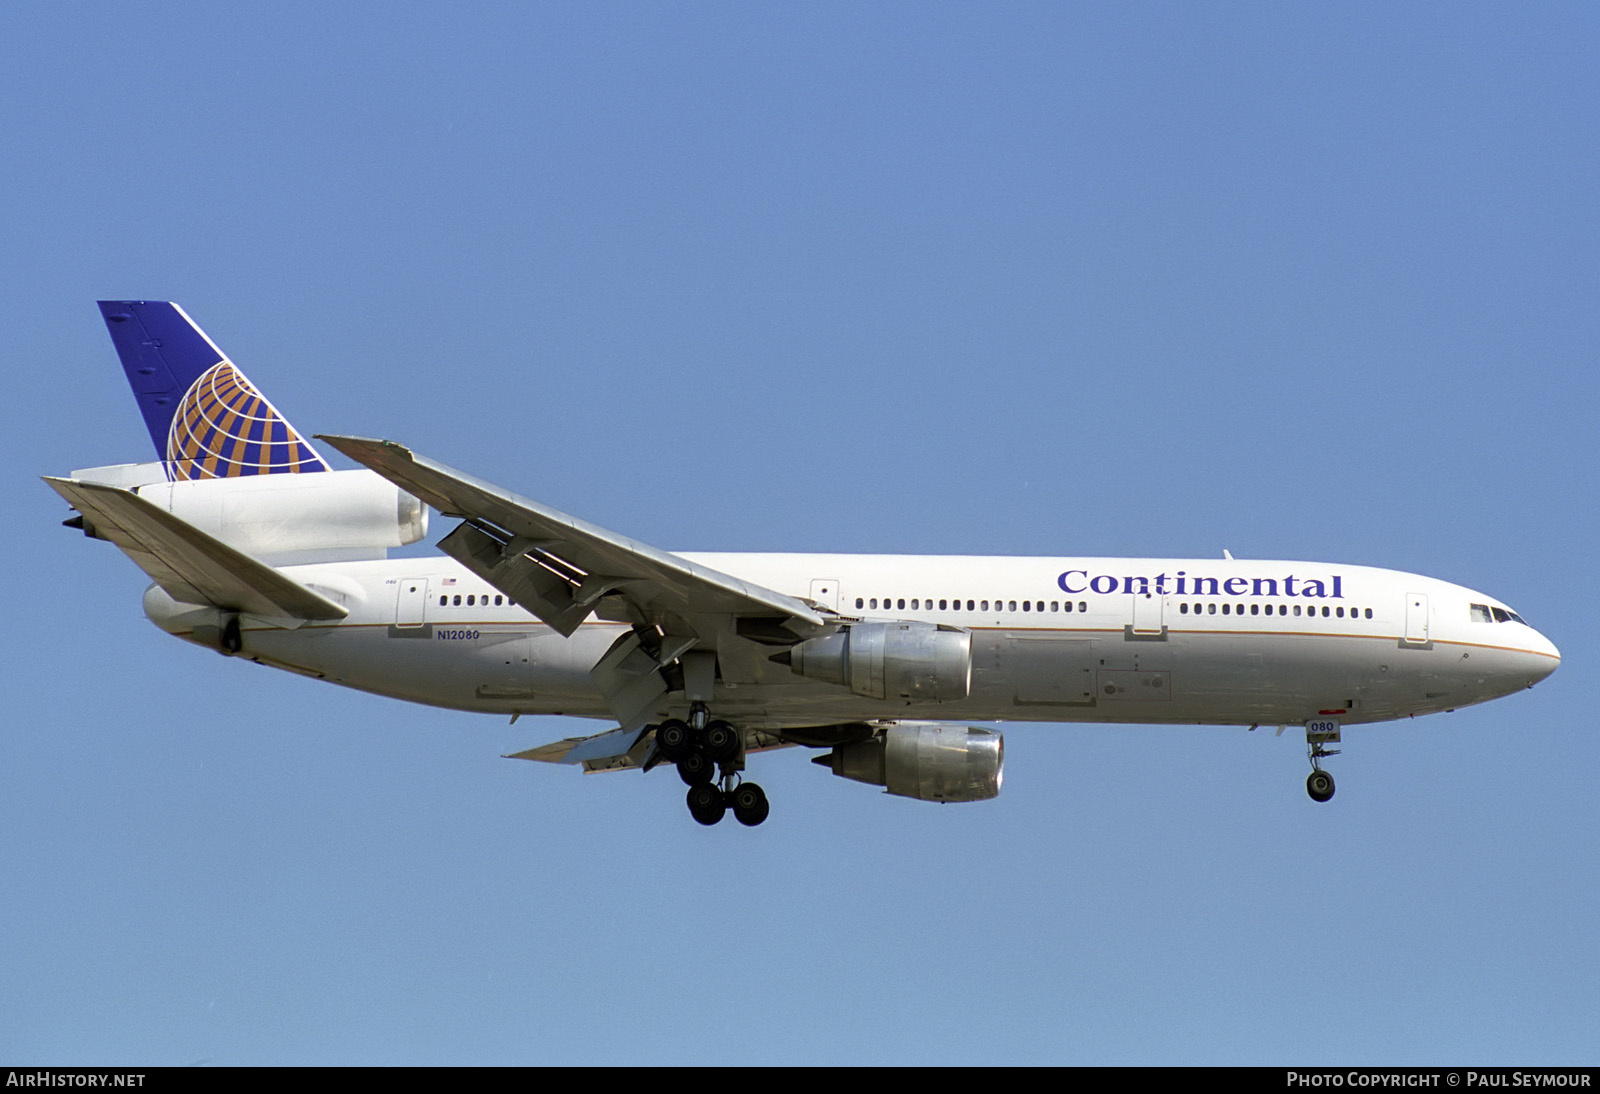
[785,621,972,701]
[821,723,1003,802]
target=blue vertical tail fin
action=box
[98,301,330,481]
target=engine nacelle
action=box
[785,621,972,701]
[822,723,1003,802]
[134,469,427,561]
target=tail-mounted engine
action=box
[817,722,1003,802]
[781,621,972,701]
[134,469,427,560]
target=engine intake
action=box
[819,723,1003,802]
[785,621,971,701]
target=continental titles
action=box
[1057,569,1344,599]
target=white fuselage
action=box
[140,553,1560,732]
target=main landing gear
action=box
[654,705,770,827]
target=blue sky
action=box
[3,2,1596,1064]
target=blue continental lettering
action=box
[1054,569,1347,598]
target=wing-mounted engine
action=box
[816,722,1003,802]
[779,621,972,701]
[132,468,427,562]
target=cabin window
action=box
[453,595,461,606]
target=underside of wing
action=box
[508,724,797,774]
[43,476,348,622]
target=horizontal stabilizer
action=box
[43,476,348,621]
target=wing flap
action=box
[43,477,348,621]
[508,725,796,773]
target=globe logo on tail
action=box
[165,361,329,480]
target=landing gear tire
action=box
[677,750,716,787]
[655,719,694,762]
[1307,769,1336,803]
[687,784,727,826]
[730,782,770,827]
[702,720,741,764]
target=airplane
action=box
[44,301,1562,827]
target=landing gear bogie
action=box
[656,708,770,826]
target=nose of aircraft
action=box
[1525,627,1561,684]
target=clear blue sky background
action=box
[3,2,1595,1065]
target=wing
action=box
[507,725,795,774]
[43,476,348,622]
[315,435,835,731]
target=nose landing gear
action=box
[1305,717,1341,803]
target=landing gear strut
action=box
[660,703,769,827]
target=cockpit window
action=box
[1473,602,1528,625]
